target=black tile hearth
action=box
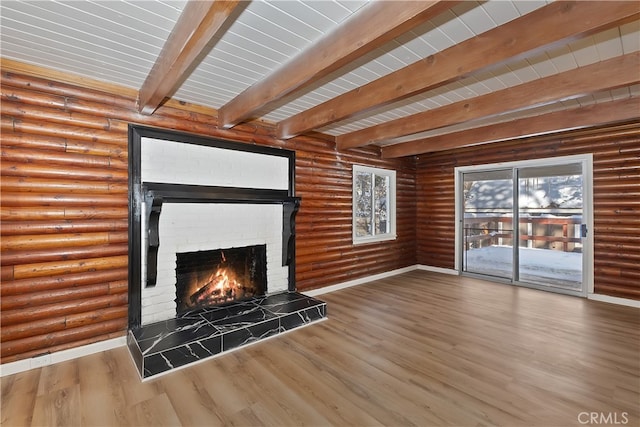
[127,292,326,379]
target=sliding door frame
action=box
[454,154,594,297]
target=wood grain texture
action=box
[278,1,640,138]
[1,62,636,367]
[340,52,640,149]
[0,71,132,362]
[2,270,638,426]
[416,122,640,299]
[221,0,457,131]
[382,98,639,157]
[138,0,243,114]
[0,68,416,362]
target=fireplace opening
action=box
[175,245,267,315]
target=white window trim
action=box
[352,164,397,245]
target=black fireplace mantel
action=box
[143,182,300,289]
[128,124,299,330]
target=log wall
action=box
[416,122,640,300]
[0,69,416,363]
[2,62,636,364]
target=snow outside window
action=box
[352,165,396,245]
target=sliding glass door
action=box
[457,156,591,296]
[517,164,583,291]
[462,169,514,280]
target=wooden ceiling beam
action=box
[381,98,640,158]
[338,52,640,149]
[137,0,242,115]
[277,1,639,140]
[218,0,457,130]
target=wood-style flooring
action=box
[2,270,639,426]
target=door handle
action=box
[581,224,588,238]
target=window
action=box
[454,154,593,297]
[353,165,396,244]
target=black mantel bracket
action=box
[143,182,300,288]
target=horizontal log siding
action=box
[1,74,130,363]
[0,70,416,363]
[292,137,416,289]
[415,122,640,300]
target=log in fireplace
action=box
[175,245,267,315]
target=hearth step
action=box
[127,292,327,380]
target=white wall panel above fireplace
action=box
[141,137,289,190]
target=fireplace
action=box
[129,124,301,328]
[127,126,326,380]
[127,127,305,327]
[139,188,299,325]
[175,245,267,314]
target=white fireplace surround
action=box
[138,136,291,325]
[140,203,287,324]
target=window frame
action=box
[454,153,593,297]
[352,164,397,245]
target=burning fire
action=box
[189,267,242,306]
[176,247,264,313]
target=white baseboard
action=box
[303,264,639,311]
[416,264,459,276]
[303,265,418,297]
[0,336,127,377]
[303,264,462,297]
[588,293,640,308]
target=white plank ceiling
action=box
[1,0,638,153]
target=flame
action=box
[189,266,245,306]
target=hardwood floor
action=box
[2,270,639,426]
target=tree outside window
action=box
[353,165,396,244]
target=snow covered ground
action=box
[464,245,582,290]
[465,174,583,210]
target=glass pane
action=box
[518,164,583,291]
[374,174,389,235]
[355,171,372,237]
[463,170,514,280]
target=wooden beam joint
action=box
[137,0,242,115]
